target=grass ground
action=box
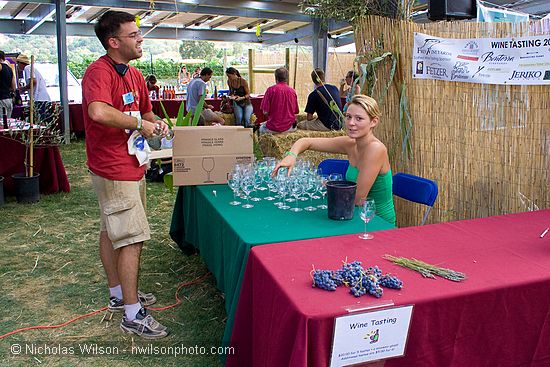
[0,140,226,366]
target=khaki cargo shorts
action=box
[90,173,151,249]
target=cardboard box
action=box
[172,126,254,186]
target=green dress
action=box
[345,165,397,226]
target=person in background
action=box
[16,54,50,103]
[340,70,361,111]
[191,66,201,79]
[259,67,298,135]
[226,67,253,128]
[82,10,170,339]
[298,68,342,131]
[145,74,160,99]
[178,65,190,85]
[272,94,396,225]
[186,67,224,125]
[0,50,15,118]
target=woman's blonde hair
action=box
[349,95,381,120]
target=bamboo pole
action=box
[293,46,298,89]
[248,49,254,93]
[29,55,34,178]
[285,48,290,70]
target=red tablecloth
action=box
[228,210,550,367]
[0,134,70,195]
[151,96,266,124]
[66,103,85,134]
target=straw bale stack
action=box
[353,16,549,227]
[220,113,257,126]
[259,129,347,166]
[220,113,235,125]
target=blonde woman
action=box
[273,94,396,225]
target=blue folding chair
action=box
[392,172,438,225]
[217,89,229,97]
[317,159,349,177]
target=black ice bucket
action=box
[326,180,357,221]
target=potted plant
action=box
[6,55,63,203]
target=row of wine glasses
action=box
[227,158,332,211]
[227,158,377,239]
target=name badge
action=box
[122,92,135,105]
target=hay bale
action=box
[259,129,347,166]
[220,113,257,126]
[220,113,235,125]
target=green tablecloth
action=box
[169,184,395,348]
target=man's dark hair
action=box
[0,51,5,61]
[200,67,213,77]
[146,74,157,83]
[94,11,136,50]
[311,68,325,84]
[275,67,288,83]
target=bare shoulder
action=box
[334,135,355,149]
[365,138,390,172]
[368,138,387,154]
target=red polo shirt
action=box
[260,82,299,132]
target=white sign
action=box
[330,305,413,367]
[412,32,550,85]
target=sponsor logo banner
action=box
[412,32,550,85]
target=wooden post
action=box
[29,55,34,178]
[293,46,298,89]
[223,48,229,88]
[248,49,254,93]
[285,48,290,70]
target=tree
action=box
[178,40,217,60]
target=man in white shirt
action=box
[16,54,50,102]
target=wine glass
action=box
[250,169,262,202]
[317,175,328,209]
[289,179,303,212]
[264,174,276,201]
[275,175,290,210]
[359,199,376,240]
[241,175,255,209]
[202,157,215,183]
[304,175,318,212]
[227,171,241,206]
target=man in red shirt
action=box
[82,10,169,339]
[259,67,299,134]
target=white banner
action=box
[412,32,550,85]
